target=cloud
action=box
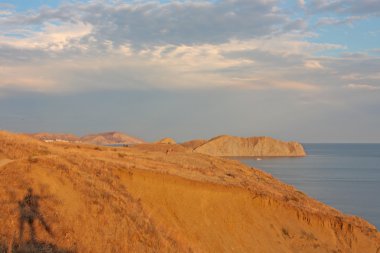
[0,33,349,93]
[0,21,92,51]
[346,83,380,91]
[0,0,378,100]
[308,0,380,16]
[316,16,363,26]
[0,10,11,16]
[298,0,306,8]
[0,30,372,96]
[304,60,324,69]
[0,0,299,47]
[272,81,320,91]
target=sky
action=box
[0,0,379,142]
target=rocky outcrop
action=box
[194,135,306,157]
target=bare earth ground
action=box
[0,131,379,253]
[0,159,12,167]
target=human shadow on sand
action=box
[1,188,75,253]
[1,241,74,253]
[18,188,53,243]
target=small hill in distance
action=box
[185,135,306,157]
[27,131,145,145]
[157,137,176,144]
[28,133,80,143]
[81,131,144,145]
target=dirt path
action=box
[0,159,13,167]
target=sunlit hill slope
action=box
[0,131,379,252]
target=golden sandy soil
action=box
[0,131,379,253]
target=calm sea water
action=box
[236,144,380,229]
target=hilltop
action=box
[81,131,144,145]
[157,137,176,144]
[0,131,378,252]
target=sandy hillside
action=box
[0,131,379,253]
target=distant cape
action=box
[184,135,306,157]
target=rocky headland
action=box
[190,135,306,157]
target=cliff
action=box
[0,131,378,253]
[194,135,306,157]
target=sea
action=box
[236,144,380,229]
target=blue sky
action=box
[0,0,62,11]
[0,0,379,142]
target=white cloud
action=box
[274,81,319,91]
[0,0,293,46]
[316,16,363,26]
[309,0,380,16]
[0,22,92,51]
[304,60,324,69]
[298,0,306,8]
[0,35,347,93]
[346,83,380,91]
[0,0,378,98]
[0,10,11,16]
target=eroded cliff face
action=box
[194,135,306,157]
[0,131,378,253]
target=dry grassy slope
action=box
[132,143,189,153]
[0,131,379,253]
[180,139,208,150]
